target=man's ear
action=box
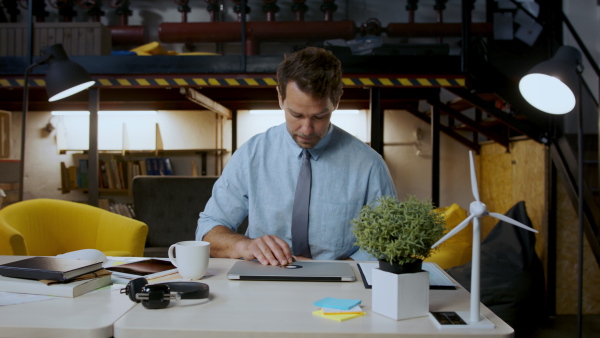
[276,86,284,109]
[333,90,343,111]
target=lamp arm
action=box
[18,56,52,201]
[561,12,600,79]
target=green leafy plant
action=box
[351,195,446,266]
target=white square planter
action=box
[372,268,429,321]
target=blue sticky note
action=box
[313,297,362,310]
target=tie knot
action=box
[302,149,310,160]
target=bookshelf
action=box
[57,119,227,194]
[59,148,227,196]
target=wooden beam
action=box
[182,88,232,119]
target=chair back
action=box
[0,198,148,256]
[132,176,219,257]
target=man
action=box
[196,47,396,266]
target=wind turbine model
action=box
[430,151,538,329]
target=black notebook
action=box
[0,257,104,282]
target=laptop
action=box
[227,260,356,282]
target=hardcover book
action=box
[0,272,112,298]
[0,257,103,282]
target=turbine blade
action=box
[470,151,480,202]
[489,212,539,233]
[432,214,475,248]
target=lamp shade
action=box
[519,45,582,115]
[42,44,95,102]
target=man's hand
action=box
[236,235,294,266]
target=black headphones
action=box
[121,277,210,309]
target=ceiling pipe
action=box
[262,0,279,22]
[32,0,49,22]
[50,0,77,22]
[406,0,418,23]
[176,0,191,23]
[292,0,308,21]
[109,25,145,46]
[158,21,357,55]
[76,0,104,22]
[320,0,337,22]
[107,0,145,46]
[206,0,222,22]
[158,21,491,55]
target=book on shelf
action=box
[60,162,70,193]
[158,158,174,175]
[78,159,89,189]
[109,158,122,189]
[68,166,78,189]
[108,201,135,218]
[127,161,134,189]
[139,160,148,175]
[99,160,110,189]
[145,158,158,175]
[98,198,110,211]
[0,257,104,282]
[0,270,112,298]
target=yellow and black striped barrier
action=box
[0,76,465,88]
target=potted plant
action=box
[351,195,446,320]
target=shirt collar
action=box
[284,123,335,160]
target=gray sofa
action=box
[132,176,247,257]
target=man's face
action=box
[278,81,338,149]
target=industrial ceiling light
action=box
[20,43,95,200]
[518,45,582,115]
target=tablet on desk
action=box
[357,262,457,289]
[227,260,356,282]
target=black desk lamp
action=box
[519,45,585,337]
[519,46,581,115]
[19,43,95,201]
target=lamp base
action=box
[429,311,495,330]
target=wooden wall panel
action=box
[478,139,600,315]
[555,176,600,314]
[478,140,546,258]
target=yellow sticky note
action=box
[322,305,363,315]
[312,309,366,322]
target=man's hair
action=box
[276,47,343,105]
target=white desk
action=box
[0,256,136,338]
[114,258,514,338]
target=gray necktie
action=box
[292,149,312,258]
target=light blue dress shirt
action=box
[196,123,397,260]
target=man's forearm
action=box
[203,225,250,258]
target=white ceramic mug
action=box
[168,241,210,281]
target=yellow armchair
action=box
[0,199,148,257]
[425,203,473,269]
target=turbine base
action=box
[429,311,495,330]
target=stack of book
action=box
[0,257,111,298]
